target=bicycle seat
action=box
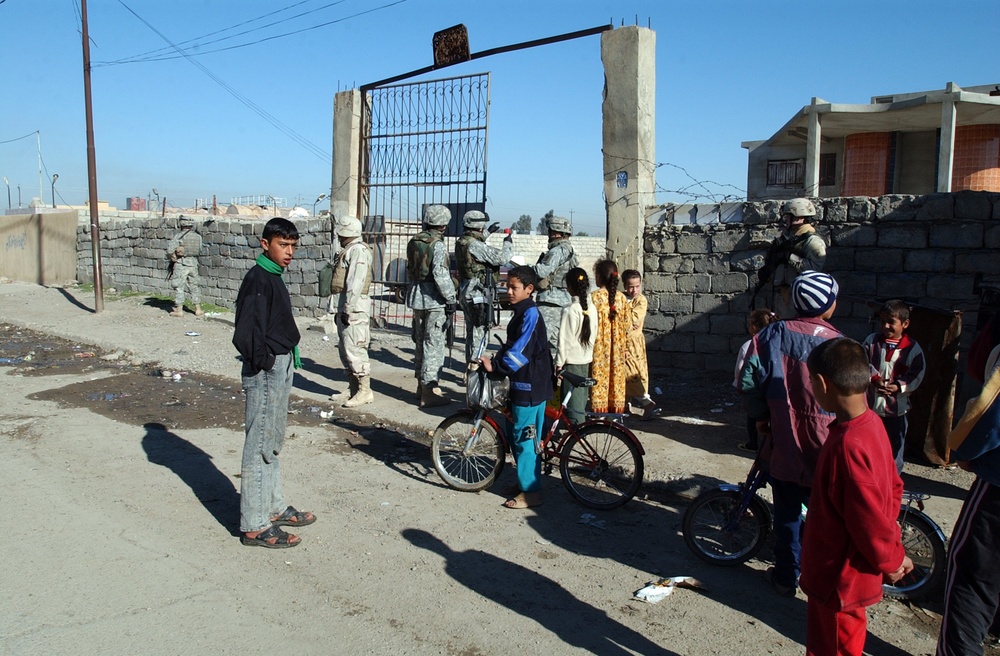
[560,371,596,388]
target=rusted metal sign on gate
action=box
[359,72,490,330]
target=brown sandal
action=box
[241,525,301,549]
[270,506,316,527]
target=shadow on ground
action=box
[141,421,240,536]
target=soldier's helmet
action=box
[336,215,362,238]
[462,210,488,228]
[780,198,817,220]
[546,215,572,234]
[423,204,451,227]
[179,214,195,228]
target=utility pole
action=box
[81,0,104,312]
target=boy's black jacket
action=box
[233,264,300,375]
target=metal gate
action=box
[360,72,490,330]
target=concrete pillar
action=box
[601,26,656,273]
[937,83,958,193]
[331,89,361,219]
[804,99,822,195]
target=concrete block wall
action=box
[71,210,607,317]
[642,191,1000,374]
[75,211,334,315]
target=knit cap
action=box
[791,271,839,317]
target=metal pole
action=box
[81,0,104,312]
[36,132,43,206]
[50,174,58,208]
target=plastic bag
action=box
[466,366,509,411]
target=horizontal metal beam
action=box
[361,23,612,91]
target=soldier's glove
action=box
[445,303,457,317]
[756,265,773,285]
[486,222,501,235]
[338,312,350,325]
[174,246,185,258]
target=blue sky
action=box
[1,0,997,235]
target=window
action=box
[766,159,803,187]
[819,153,837,187]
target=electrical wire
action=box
[97,0,340,66]
[95,0,408,66]
[0,131,38,145]
[112,0,331,163]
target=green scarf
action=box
[255,253,302,369]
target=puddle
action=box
[0,324,428,465]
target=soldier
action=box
[532,215,579,359]
[406,204,457,408]
[455,210,513,363]
[166,215,204,317]
[329,215,374,407]
[753,198,827,318]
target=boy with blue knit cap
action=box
[739,270,842,596]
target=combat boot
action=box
[169,305,184,317]
[419,382,450,408]
[194,304,204,316]
[330,377,359,402]
[343,376,374,408]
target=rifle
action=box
[484,266,499,328]
[747,237,793,310]
[446,309,456,371]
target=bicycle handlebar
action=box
[560,370,596,388]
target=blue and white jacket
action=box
[494,297,554,407]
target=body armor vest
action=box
[537,240,578,291]
[406,230,442,283]
[330,241,372,295]
[456,232,488,282]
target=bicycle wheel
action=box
[883,509,946,601]
[431,411,505,492]
[683,489,771,566]
[559,424,643,510]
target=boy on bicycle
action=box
[481,266,553,509]
[801,338,912,655]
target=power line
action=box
[97,0,338,65]
[0,131,38,145]
[112,0,331,163]
[95,0,409,66]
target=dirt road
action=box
[0,281,986,655]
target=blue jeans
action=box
[880,413,907,474]
[240,353,294,532]
[771,477,810,589]
[510,402,546,493]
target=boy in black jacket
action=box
[232,218,316,548]
[481,266,553,509]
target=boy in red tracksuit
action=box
[800,338,913,656]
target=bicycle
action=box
[681,442,947,601]
[431,370,645,510]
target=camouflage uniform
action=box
[771,225,826,319]
[406,224,456,388]
[456,230,512,363]
[330,237,373,378]
[167,221,203,312]
[532,236,578,359]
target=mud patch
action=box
[0,323,126,376]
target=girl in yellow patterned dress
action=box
[590,259,630,413]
